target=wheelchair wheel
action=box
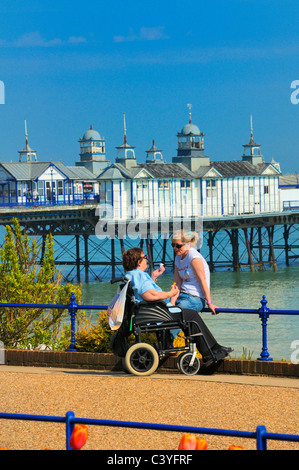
[125,343,159,376]
[177,352,200,376]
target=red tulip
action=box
[227,444,245,450]
[69,424,88,450]
[178,433,208,450]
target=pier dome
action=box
[181,122,200,135]
[82,126,101,141]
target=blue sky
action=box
[0,0,299,173]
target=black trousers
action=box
[172,308,218,357]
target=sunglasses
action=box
[140,255,147,260]
[171,243,186,249]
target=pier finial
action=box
[24,119,28,146]
[123,113,127,143]
[18,119,37,162]
[250,114,253,140]
[187,103,192,124]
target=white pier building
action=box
[0,109,284,217]
[97,110,281,220]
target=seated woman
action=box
[122,247,230,363]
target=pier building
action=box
[97,111,281,220]
[0,111,283,217]
[0,122,98,206]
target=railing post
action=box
[256,425,267,450]
[257,295,273,361]
[66,293,78,352]
[65,410,75,450]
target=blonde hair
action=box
[171,229,199,247]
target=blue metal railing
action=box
[0,294,298,360]
[0,409,298,450]
[0,195,98,208]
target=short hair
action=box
[122,247,144,271]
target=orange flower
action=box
[178,433,208,450]
[69,424,88,450]
[227,444,245,450]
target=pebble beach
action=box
[0,366,298,451]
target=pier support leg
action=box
[283,224,290,267]
[162,238,167,266]
[267,226,277,272]
[75,235,80,283]
[84,235,89,283]
[230,229,240,272]
[40,235,46,264]
[258,227,263,271]
[111,238,115,280]
[243,228,255,272]
[207,231,216,272]
[146,236,154,274]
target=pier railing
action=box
[0,294,298,361]
[0,409,298,450]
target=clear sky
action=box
[0,0,298,173]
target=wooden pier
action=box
[0,204,298,282]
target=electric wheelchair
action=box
[109,277,220,377]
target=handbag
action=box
[107,280,129,330]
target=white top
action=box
[175,247,210,298]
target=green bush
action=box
[0,218,82,350]
[75,311,114,353]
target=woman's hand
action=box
[207,302,219,315]
[141,283,178,302]
[169,283,179,298]
[151,264,165,281]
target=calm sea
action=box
[81,265,299,362]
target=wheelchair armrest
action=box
[134,300,185,326]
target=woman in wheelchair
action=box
[120,247,231,375]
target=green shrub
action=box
[76,311,114,353]
[0,218,82,350]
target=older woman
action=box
[122,247,230,363]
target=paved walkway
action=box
[1,364,298,450]
[1,364,298,388]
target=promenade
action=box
[0,365,298,450]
